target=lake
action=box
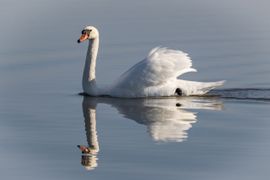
[1,0,270,179]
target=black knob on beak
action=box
[77,39,81,43]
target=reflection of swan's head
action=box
[78,26,99,43]
[79,96,223,171]
[78,100,100,171]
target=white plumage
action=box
[78,26,225,98]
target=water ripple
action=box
[209,88,270,101]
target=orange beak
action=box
[77,34,89,43]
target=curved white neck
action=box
[82,38,99,95]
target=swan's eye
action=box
[82,29,92,35]
[81,30,87,34]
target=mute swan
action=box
[77,26,225,98]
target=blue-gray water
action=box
[1,0,270,179]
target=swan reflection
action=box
[78,96,223,170]
[78,100,99,171]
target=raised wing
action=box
[112,47,196,91]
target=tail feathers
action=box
[178,80,225,96]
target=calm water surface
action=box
[1,0,270,179]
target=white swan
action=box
[77,26,225,98]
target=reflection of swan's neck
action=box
[84,108,99,153]
[80,98,99,171]
[83,38,99,95]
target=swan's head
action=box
[77,26,99,43]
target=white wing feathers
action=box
[145,47,197,85]
[109,47,224,97]
[113,47,195,88]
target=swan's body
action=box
[78,26,225,98]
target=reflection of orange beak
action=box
[77,34,89,43]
